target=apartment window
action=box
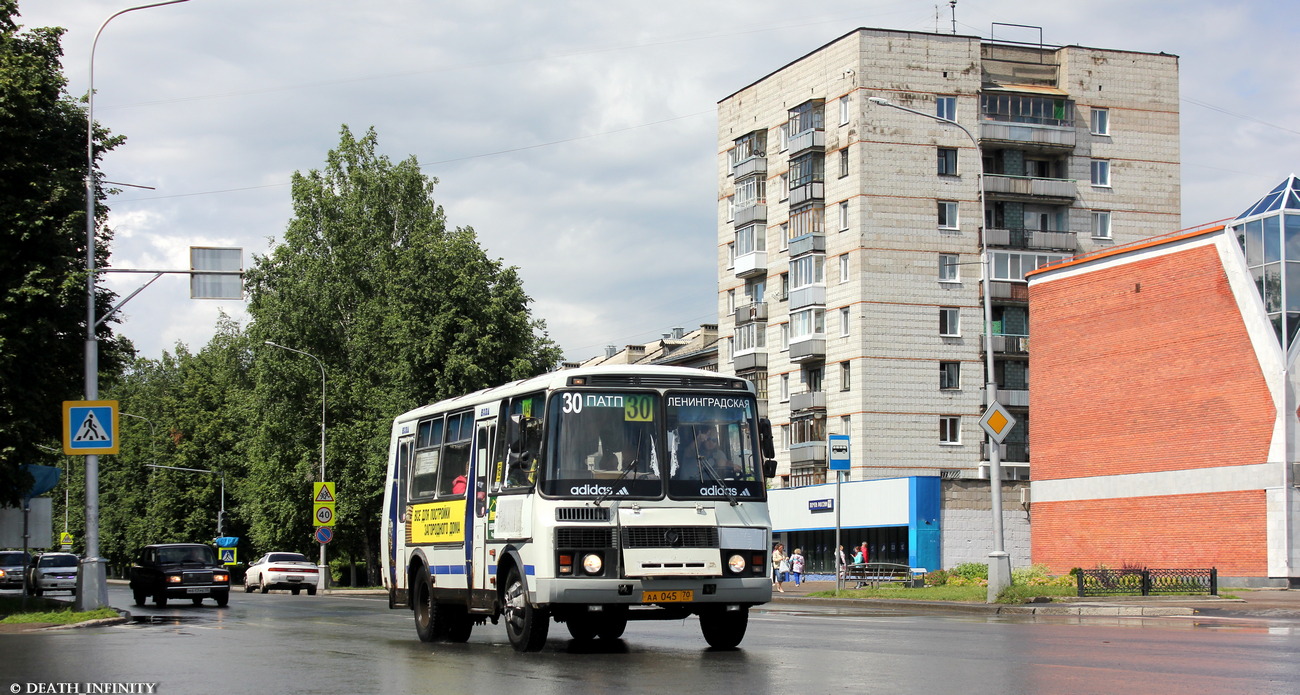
[779,173,790,202]
[779,223,789,251]
[839,201,850,231]
[939,253,959,282]
[727,242,735,268]
[839,253,850,283]
[778,125,788,152]
[937,147,957,176]
[726,196,734,222]
[840,361,851,391]
[839,148,849,178]
[939,307,960,336]
[938,201,959,229]
[939,361,960,390]
[939,416,961,444]
[1091,211,1112,239]
[752,372,768,400]
[735,322,765,353]
[1091,159,1111,187]
[839,96,850,125]
[780,373,790,401]
[990,251,1069,281]
[790,153,824,189]
[726,336,733,362]
[840,415,850,435]
[780,323,790,350]
[726,289,735,314]
[790,205,825,238]
[779,272,789,301]
[734,177,766,209]
[781,424,791,450]
[936,96,957,121]
[839,306,850,336]
[790,308,825,338]
[790,254,825,289]
[735,224,765,255]
[1090,108,1110,136]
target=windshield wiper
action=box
[592,458,639,507]
[699,456,739,506]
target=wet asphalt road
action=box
[2,584,1299,694]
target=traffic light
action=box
[217,510,227,535]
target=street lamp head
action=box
[868,96,891,106]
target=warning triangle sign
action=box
[74,411,111,443]
[314,483,335,503]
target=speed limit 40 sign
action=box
[313,502,336,527]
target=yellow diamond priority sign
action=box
[979,401,1017,443]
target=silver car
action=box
[0,550,29,590]
[27,552,78,596]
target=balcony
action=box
[789,182,824,207]
[980,333,1029,354]
[733,156,767,180]
[734,250,767,278]
[789,336,825,364]
[734,350,767,372]
[981,441,1029,463]
[734,203,766,227]
[983,174,1077,202]
[789,285,825,310]
[789,441,828,465]
[788,128,825,155]
[993,387,1029,407]
[981,281,1029,303]
[984,228,1077,252]
[788,233,825,258]
[734,301,768,324]
[790,390,826,412]
[979,120,1075,149]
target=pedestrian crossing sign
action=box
[218,547,237,565]
[62,400,119,455]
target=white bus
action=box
[380,365,776,651]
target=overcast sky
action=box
[16,0,1300,363]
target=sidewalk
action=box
[768,579,1300,619]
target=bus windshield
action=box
[541,391,662,499]
[666,393,764,501]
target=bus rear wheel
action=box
[699,606,748,649]
[503,566,548,652]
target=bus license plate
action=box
[643,590,693,603]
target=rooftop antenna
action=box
[950,0,958,34]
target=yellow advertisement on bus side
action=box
[409,500,467,544]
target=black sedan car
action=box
[128,543,230,607]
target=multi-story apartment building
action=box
[717,27,1180,492]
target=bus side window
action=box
[410,449,440,499]
[476,424,493,516]
[500,392,544,490]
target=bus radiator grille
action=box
[621,526,719,549]
[555,527,616,548]
[555,507,611,522]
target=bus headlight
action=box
[582,553,603,575]
[727,554,747,574]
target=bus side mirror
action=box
[758,418,777,479]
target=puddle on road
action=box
[124,615,209,627]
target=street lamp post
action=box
[264,341,329,588]
[867,96,1011,601]
[78,0,190,612]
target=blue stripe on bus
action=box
[485,565,535,576]
[431,564,467,575]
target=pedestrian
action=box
[790,548,805,586]
[836,544,847,579]
[772,543,787,593]
[858,541,870,565]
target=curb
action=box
[768,594,1198,616]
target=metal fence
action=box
[1076,568,1218,597]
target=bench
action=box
[843,562,919,588]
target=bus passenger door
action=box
[470,420,495,610]
[389,436,413,606]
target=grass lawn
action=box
[0,596,119,625]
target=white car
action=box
[27,552,78,596]
[244,552,319,595]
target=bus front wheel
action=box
[413,573,445,642]
[503,566,548,652]
[699,606,748,649]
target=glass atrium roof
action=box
[1236,175,1300,220]
[1234,176,1300,351]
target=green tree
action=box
[245,126,560,582]
[0,2,130,505]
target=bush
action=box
[950,562,988,581]
[925,569,950,586]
